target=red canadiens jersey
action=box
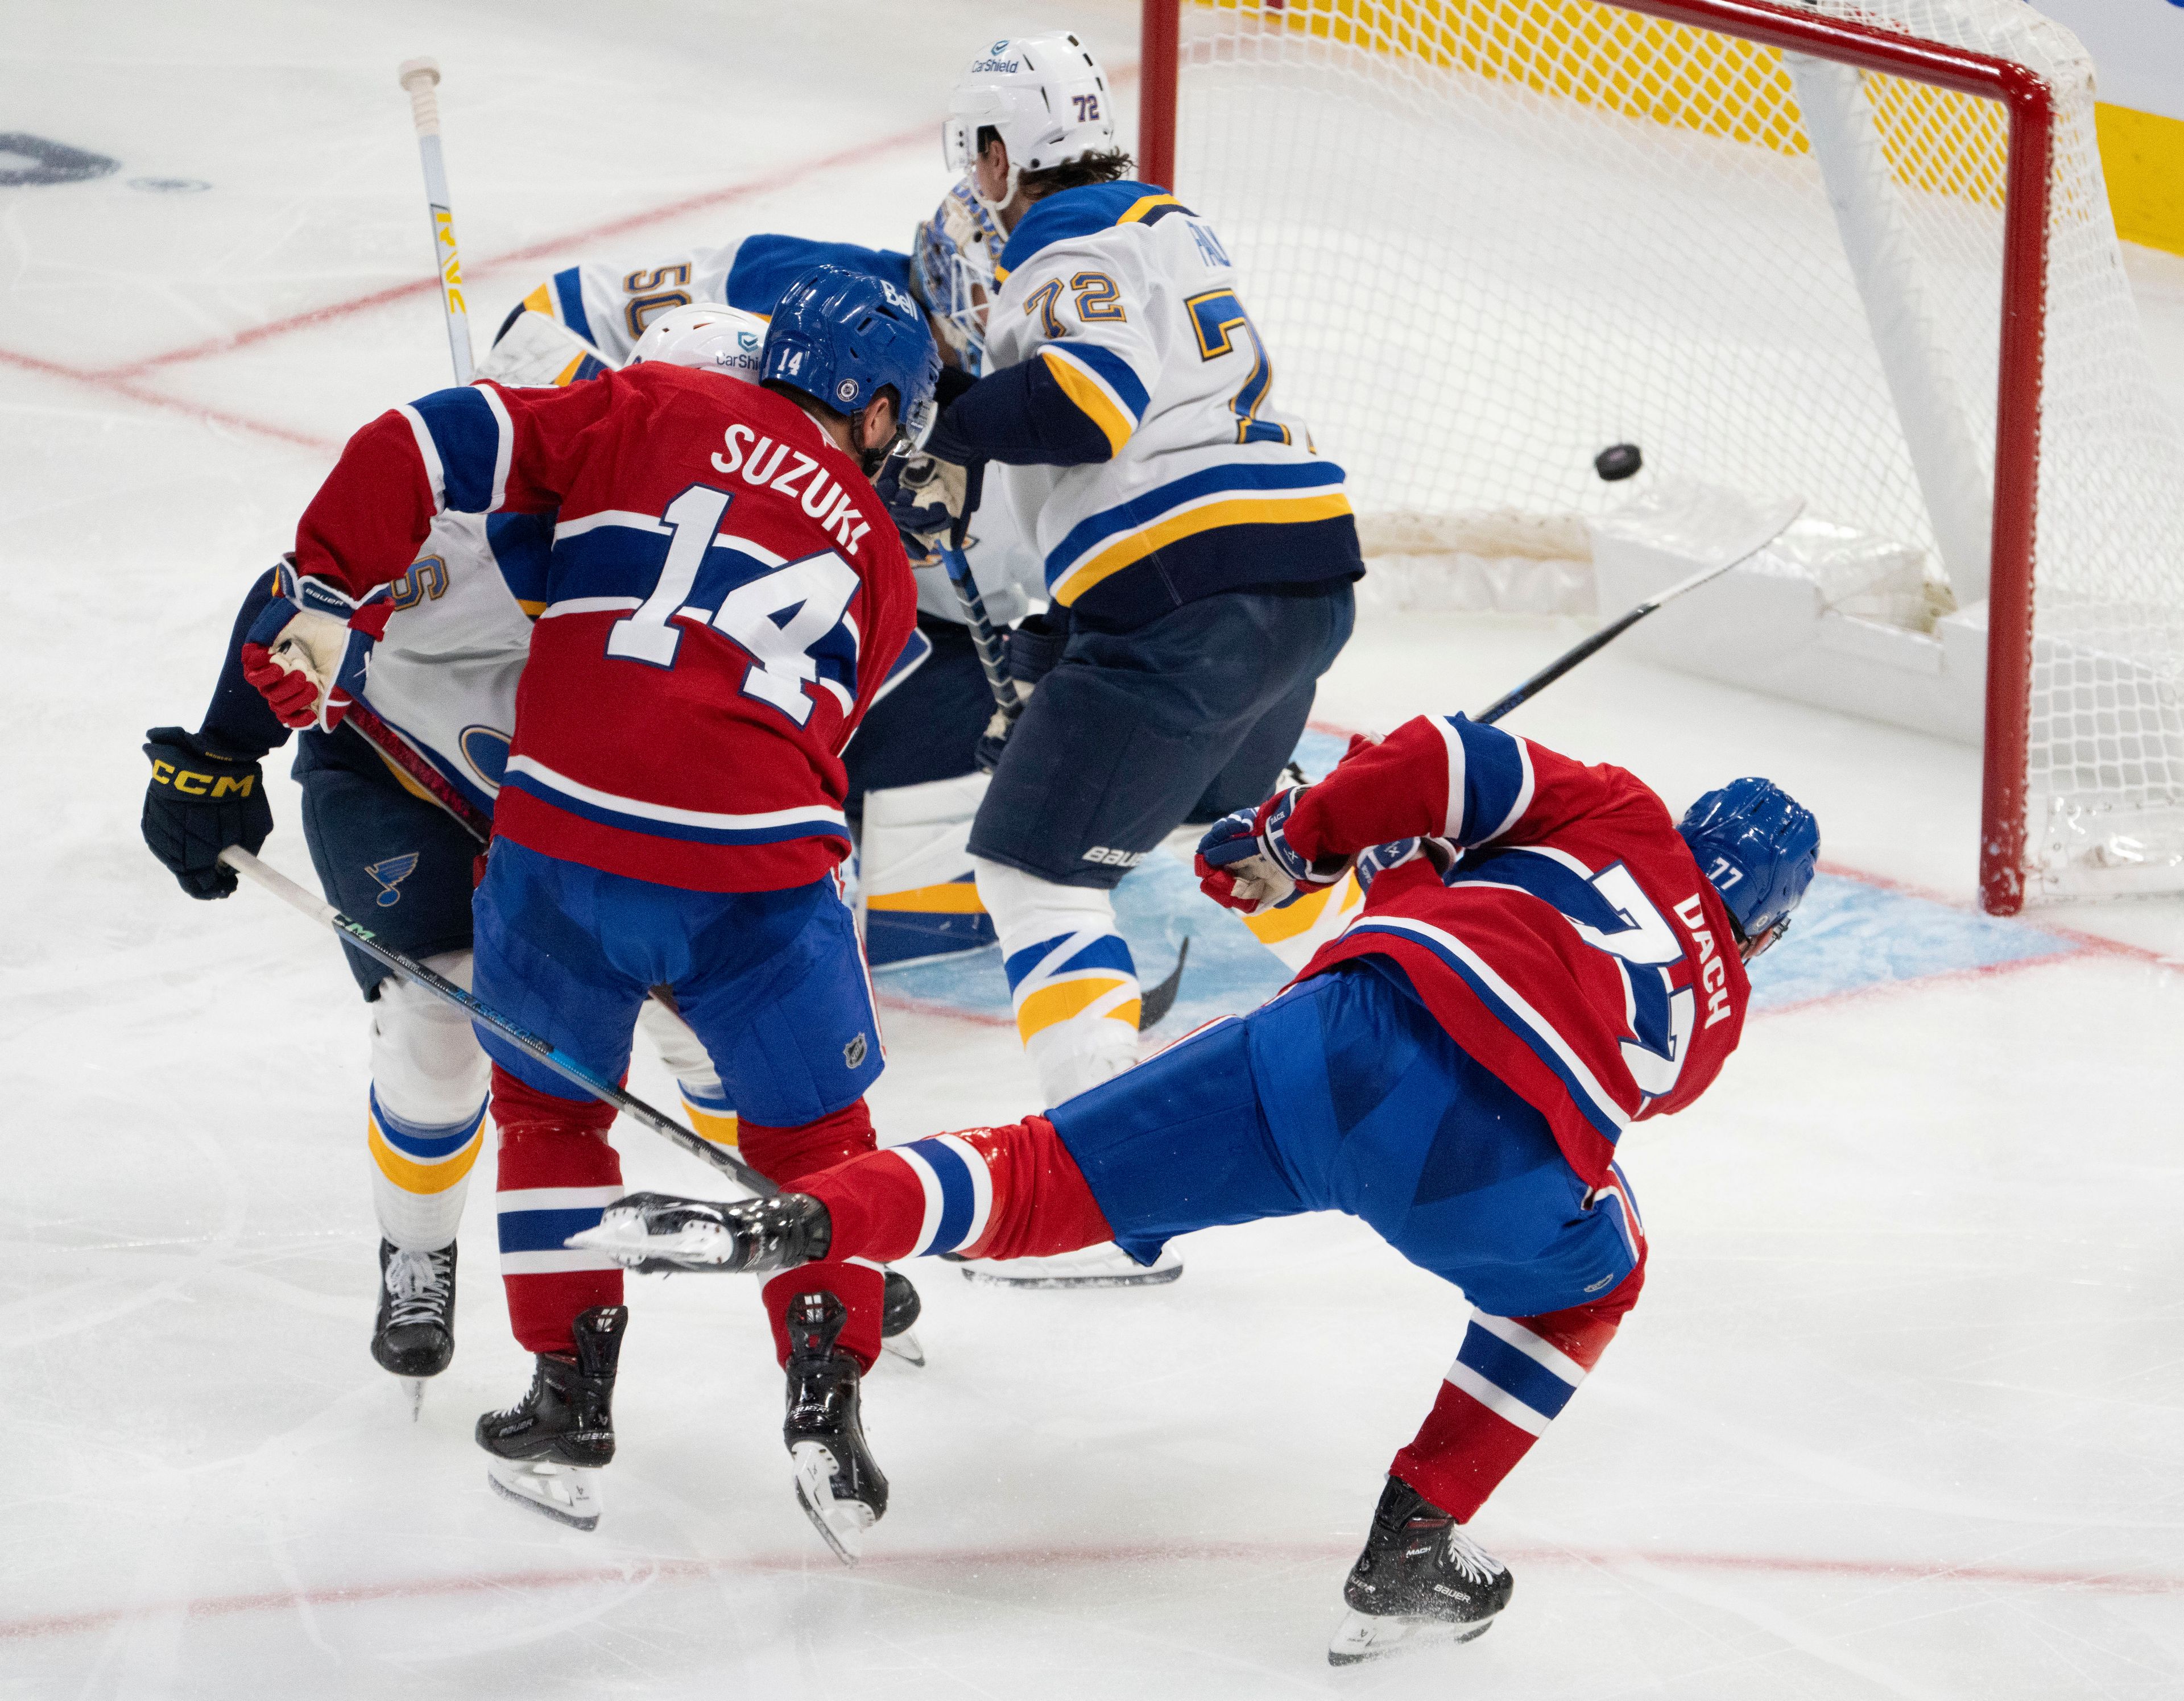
[292,366,916,891]
[1286,715,1752,1188]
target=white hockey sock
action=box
[973,858,1141,1108]
[635,995,740,1149]
[367,950,490,1252]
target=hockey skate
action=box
[880,1267,925,1368]
[475,1305,626,1532]
[565,1189,830,1274]
[958,1240,1182,1289]
[1327,1475,1513,1666]
[371,1239,456,1418]
[782,1289,888,1564]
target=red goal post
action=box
[1139,0,2071,913]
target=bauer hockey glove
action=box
[1196,788,1351,914]
[238,561,390,732]
[141,727,272,900]
[878,451,974,565]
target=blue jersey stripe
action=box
[410,387,505,514]
[1444,716,1529,844]
[499,770,853,849]
[1003,930,1137,992]
[552,267,596,346]
[907,1137,977,1252]
[1044,460,1349,582]
[1055,341,1151,421]
[498,1205,605,1254]
[1344,922,1628,1144]
[369,1089,485,1160]
[1455,1321,1580,1422]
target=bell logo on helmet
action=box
[880,279,916,316]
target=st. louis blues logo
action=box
[364,852,420,908]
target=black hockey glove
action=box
[142,726,272,899]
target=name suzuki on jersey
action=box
[712,424,872,555]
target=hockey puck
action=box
[1594,442,1643,482]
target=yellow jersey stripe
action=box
[522,282,552,315]
[1053,490,1355,606]
[867,881,990,915]
[1015,975,1138,1041]
[369,1118,484,1195]
[1244,876,1349,945]
[1118,193,1184,225]
[1040,348,1135,457]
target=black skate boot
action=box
[475,1305,627,1531]
[783,1289,888,1564]
[568,1190,830,1274]
[1327,1475,1513,1666]
[879,1267,925,1368]
[371,1239,457,1414]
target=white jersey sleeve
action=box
[977,182,1359,628]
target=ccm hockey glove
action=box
[1195,787,1351,915]
[141,727,272,899]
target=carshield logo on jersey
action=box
[843,1032,868,1069]
[365,852,420,908]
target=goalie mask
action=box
[910,179,1003,373]
[628,302,770,380]
[943,31,1114,213]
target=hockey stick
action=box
[1474,496,1806,726]
[342,701,491,844]
[937,461,1023,761]
[396,58,474,384]
[218,847,775,1199]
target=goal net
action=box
[1162,0,2184,910]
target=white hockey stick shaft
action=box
[397,57,474,384]
[219,847,771,1197]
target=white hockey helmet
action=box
[943,31,1115,212]
[628,302,769,380]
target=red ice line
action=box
[4,1536,2175,1645]
[0,118,934,456]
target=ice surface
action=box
[3,3,2183,1696]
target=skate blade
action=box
[484,1455,603,1532]
[565,1212,734,1272]
[880,1327,926,1368]
[1326,1607,1493,1666]
[959,1261,1184,1290]
[790,1442,875,1566]
[406,1378,424,1422]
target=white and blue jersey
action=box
[930,181,1364,630]
[516,233,914,364]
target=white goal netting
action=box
[1174,0,2184,901]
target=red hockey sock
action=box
[760,1260,885,1371]
[738,1099,877,1187]
[491,1066,623,1358]
[800,1116,1112,1264]
[1391,1262,1645,1521]
[738,1100,884,1369]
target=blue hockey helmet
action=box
[761,264,940,446]
[1677,777,1819,954]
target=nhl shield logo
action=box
[843,1032,868,1069]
